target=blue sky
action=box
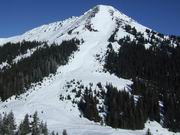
[0,0,179,37]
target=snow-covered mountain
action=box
[0,5,180,135]
[0,5,148,45]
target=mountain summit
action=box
[0,5,180,135]
[0,5,147,45]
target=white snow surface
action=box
[0,61,9,70]
[0,5,179,135]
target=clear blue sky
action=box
[0,0,179,37]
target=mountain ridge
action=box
[0,5,149,45]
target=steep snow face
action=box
[0,5,178,135]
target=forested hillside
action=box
[104,26,180,131]
[0,39,80,101]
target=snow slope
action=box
[0,5,149,46]
[0,5,179,135]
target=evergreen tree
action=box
[2,112,16,135]
[145,128,152,135]
[104,84,145,129]
[18,114,30,135]
[40,121,48,135]
[51,131,55,135]
[2,113,8,134]
[78,87,101,122]
[7,111,16,131]
[0,111,52,135]
[31,112,40,135]
[0,114,3,135]
[62,129,67,135]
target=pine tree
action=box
[18,114,30,135]
[0,111,53,135]
[2,112,16,135]
[4,111,16,135]
[31,111,40,135]
[51,131,55,135]
[62,129,67,135]
[7,111,16,131]
[145,128,152,135]
[40,121,48,135]
[78,86,100,122]
[2,113,8,134]
[0,114,3,134]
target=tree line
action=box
[0,111,47,135]
[0,41,43,66]
[0,111,68,135]
[0,39,80,101]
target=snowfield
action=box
[0,5,179,135]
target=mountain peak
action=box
[0,4,147,45]
[94,4,115,10]
[90,4,122,18]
